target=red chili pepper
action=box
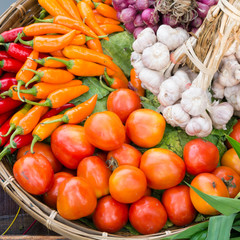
[0,27,24,43]
[0,110,15,127]
[0,76,17,91]
[40,103,75,120]
[0,51,11,60]
[0,43,32,62]
[0,58,23,72]
[0,118,11,146]
[0,97,22,114]
[0,69,2,77]
[0,72,15,79]
[0,133,33,160]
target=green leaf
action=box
[101,31,134,77]
[186,182,240,216]
[225,135,240,159]
[140,90,160,111]
[207,214,236,240]
[122,223,140,235]
[190,229,208,240]
[79,217,96,229]
[92,96,108,113]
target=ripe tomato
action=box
[17,142,62,173]
[190,173,229,215]
[125,109,166,148]
[129,196,167,234]
[92,195,128,233]
[107,89,141,123]
[140,148,185,190]
[57,177,97,220]
[109,165,147,203]
[212,166,240,198]
[106,143,142,169]
[221,148,240,175]
[43,172,73,209]
[183,138,219,175]
[162,185,197,226]
[77,156,111,198]
[84,111,126,151]
[227,120,240,148]
[13,153,54,195]
[51,125,95,169]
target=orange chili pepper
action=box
[104,69,128,89]
[30,114,64,153]
[93,2,118,20]
[45,57,115,76]
[16,50,39,101]
[77,1,109,40]
[70,34,95,46]
[94,14,120,25]
[56,0,82,21]
[43,15,54,20]
[82,0,95,8]
[18,80,83,99]
[111,64,129,86]
[102,0,112,5]
[38,0,72,18]
[100,24,124,34]
[50,49,65,58]
[1,104,32,137]
[130,68,145,97]
[24,85,89,108]
[18,30,77,53]
[34,16,98,39]
[32,57,69,68]
[9,102,49,148]
[43,94,98,125]
[86,38,103,53]
[23,67,75,87]
[62,45,118,71]
[21,23,76,37]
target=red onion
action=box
[141,8,159,26]
[150,25,159,33]
[125,22,135,33]
[134,14,145,27]
[162,14,179,28]
[196,2,210,18]
[191,28,199,34]
[198,0,216,6]
[127,0,136,5]
[190,17,203,28]
[120,7,137,23]
[113,0,129,11]
[135,0,150,11]
[133,27,145,38]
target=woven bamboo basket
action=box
[0,0,239,239]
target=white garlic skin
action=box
[132,28,157,53]
[185,115,213,137]
[139,68,165,95]
[236,45,240,62]
[142,42,170,71]
[173,70,191,92]
[156,25,189,51]
[224,41,238,57]
[212,79,225,99]
[178,66,197,82]
[181,87,208,116]
[224,84,240,111]
[209,102,233,130]
[130,52,145,74]
[163,104,190,129]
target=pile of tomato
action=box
[12,88,240,235]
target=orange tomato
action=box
[227,120,240,148]
[221,148,240,175]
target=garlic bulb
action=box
[179,66,197,82]
[185,113,213,137]
[163,104,190,129]
[131,52,145,74]
[208,102,234,130]
[173,70,191,92]
[224,84,240,111]
[142,42,170,71]
[139,68,165,95]
[236,45,240,62]
[224,41,238,57]
[212,79,225,99]
[181,87,208,116]
[156,25,189,51]
[132,28,157,53]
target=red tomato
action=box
[17,142,62,173]
[125,109,166,148]
[43,172,73,209]
[212,166,240,198]
[57,177,97,220]
[140,148,185,190]
[107,143,142,169]
[183,138,219,175]
[92,195,128,233]
[107,89,141,123]
[13,153,54,195]
[129,196,167,235]
[77,156,111,198]
[109,165,147,203]
[162,185,197,226]
[51,125,95,169]
[221,148,240,175]
[190,173,229,215]
[227,120,240,148]
[84,111,126,151]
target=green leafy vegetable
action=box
[225,135,240,158]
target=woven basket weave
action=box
[0,0,211,239]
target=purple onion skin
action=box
[141,8,159,26]
[127,0,136,5]
[190,17,203,28]
[150,24,159,33]
[133,27,145,38]
[196,2,210,18]
[113,0,129,12]
[125,21,136,33]
[198,0,216,6]
[120,7,137,23]
[162,14,179,28]
[191,28,199,34]
[135,0,150,11]
[134,14,145,27]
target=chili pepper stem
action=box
[30,135,41,154]
[23,97,50,107]
[99,77,115,92]
[46,57,74,69]
[22,68,43,87]
[42,115,69,125]
[17,33,33,47]
[16,81,25,102]
[0,146,10,161]
[104,68,114,86]
[1,125,14,137]
[0,91,9,98]
[9,128,22,149]
[33,16,53,23]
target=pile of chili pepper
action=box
[0,0,141,161]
